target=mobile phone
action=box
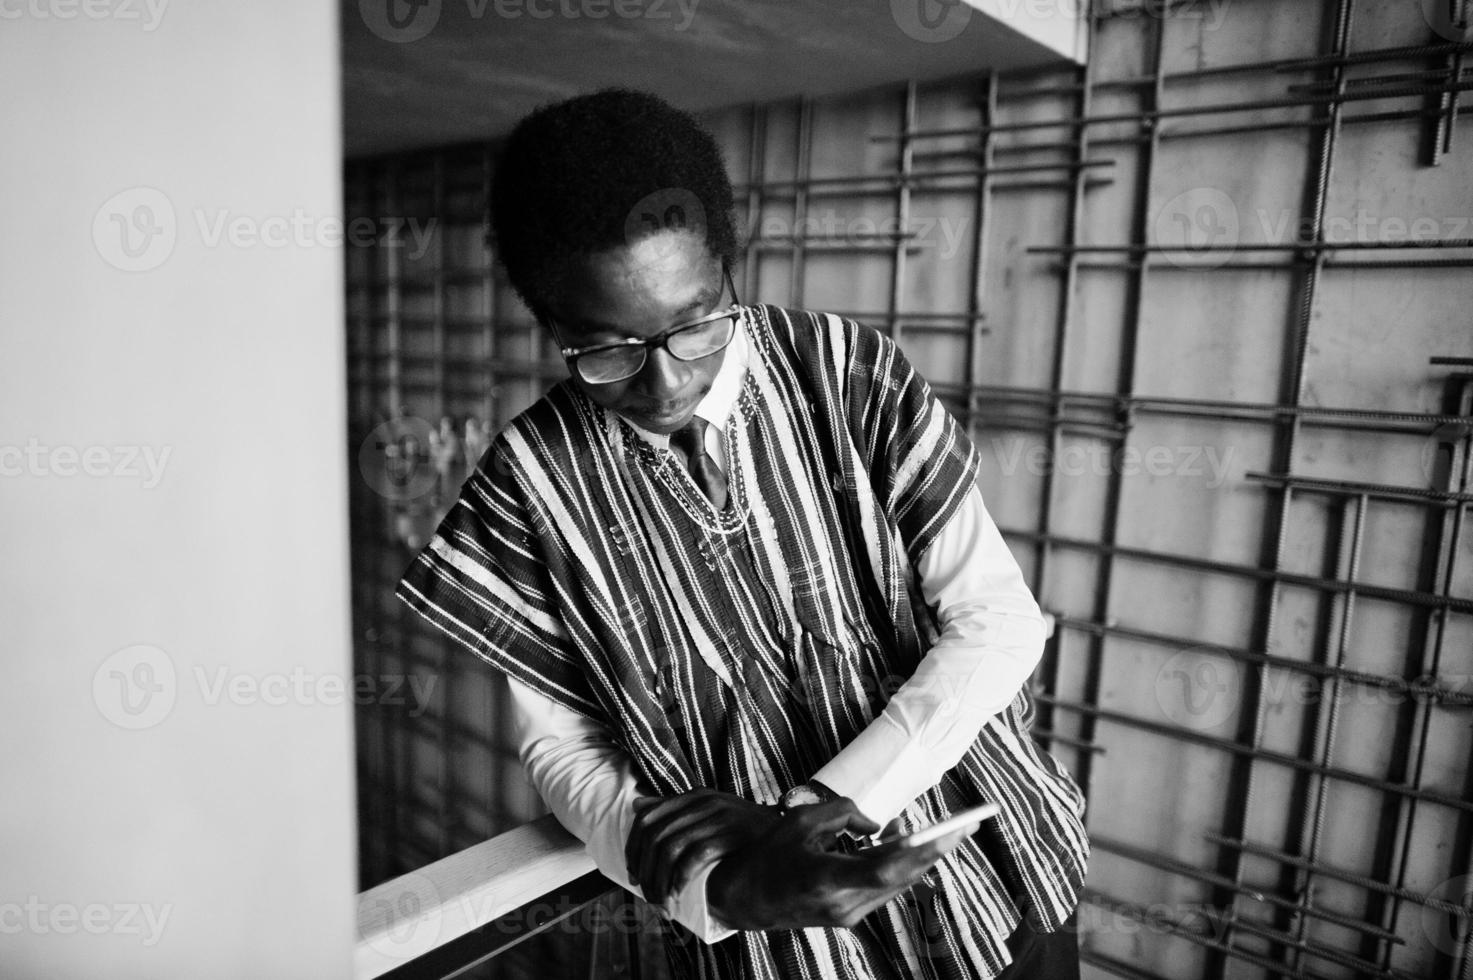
[874,803,1001,848]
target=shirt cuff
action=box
[663,857,738,944]
[812,715,944,826]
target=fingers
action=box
[788,797,881,844]
[627,793,712,892]
[833,889,903,929]
[638,804,733,903]
[663,829,748,901]
[626,790,774,903]
[626,792,716,865]
[868,823,976,872]
[624,795,662,889]
[797,845,944,930]
[627,794,691,892]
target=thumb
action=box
[796,798,881,842]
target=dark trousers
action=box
[994,904,1081,980]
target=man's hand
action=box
[626,789,781,906]
[706,798,977,931]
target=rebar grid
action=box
[342,3,1473,973]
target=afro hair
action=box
[489,88,741,320]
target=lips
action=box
[640,405,692,426]
[629,396,696,430]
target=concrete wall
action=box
[0,4,356,977]
[346,2,1472,977]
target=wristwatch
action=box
[779,780,839,813]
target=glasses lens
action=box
[667,314,737,361]
[576,347,645,384]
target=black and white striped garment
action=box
[396,303,1089,979]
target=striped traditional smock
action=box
[396,303,1089,979]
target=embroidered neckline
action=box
[649,397,753,533]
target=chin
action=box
[622,393,705,434]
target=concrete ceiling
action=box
[342,0,1083,158]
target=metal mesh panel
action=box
[346,3,1473,975]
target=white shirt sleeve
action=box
[810,483,1047,825]
[505,482,1042,938]
[506,675,737,944]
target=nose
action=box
[638,346,687,398]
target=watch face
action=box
[784,785,823,809]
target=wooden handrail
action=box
[355,814,597,979]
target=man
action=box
[396,88,1088,979]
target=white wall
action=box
[0,3,356,977]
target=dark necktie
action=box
[670,417,728,510]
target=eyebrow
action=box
[561,285,720,342]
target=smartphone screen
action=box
[875,803,1001,848]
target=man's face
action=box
[544,229,728,436]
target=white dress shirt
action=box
[508,317,1047,942]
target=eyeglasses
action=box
[552,267,742,385]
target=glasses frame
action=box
[551,266,742,385]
